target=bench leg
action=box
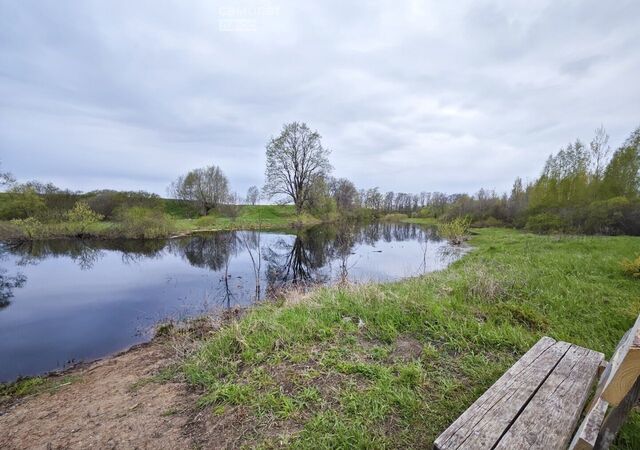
[594,375,640,450]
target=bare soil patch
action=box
[0,341,197,450]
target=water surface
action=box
[0,222,463,381]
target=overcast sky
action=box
[1,0,639,197]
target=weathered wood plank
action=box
[494,345,604,450]
[568,398,609,450]
[434,337,567,450]
[601,315,640,406]
[594,374,640,450]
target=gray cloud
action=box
[1,0,639,196]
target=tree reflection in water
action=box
[0,222,453,311]
[0,268,26,309]
[0,244,27,309]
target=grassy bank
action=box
[181,228,640,448]
[172,205,322,234]
[0,205,322,241]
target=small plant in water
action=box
[438,217,471,245]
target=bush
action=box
[87,190,162,220]
[195,214,220,228]
[0,189,46,220]
[114,207,175,239]
[472,216,503,228]
[438,217,471,245]
[524,213,566,234]
[65,201,104,235]
[10,217,47,239]
[582,197,630,234]
[621,256,640,278]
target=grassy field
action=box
[181,227,640,448]
[172,205,322,233]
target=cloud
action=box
[1,0,639,196]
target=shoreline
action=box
[2,229,639,447]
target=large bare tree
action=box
[170,165,230,215]
[264,122,332,213]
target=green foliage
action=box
[10,217,46,239]
[472,216,503,228]
[114,206,175,239]
[0,188,45,220]
[438,216,471,244]
[180,229,640,448]
[305,177,337,219]
[163,198,199,219]
[66,201,104,234]
[621,256,640,278]
[525,212,566,234]
[194,214,219,228]
[87,190,163,220]
[601,131,640,199]
[582,197,631,234]
[415,207,434,218]
[1,375,77,405]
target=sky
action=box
[1,0,639,198]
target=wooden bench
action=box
[434,314,640,450]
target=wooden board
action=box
[601,314,640,406]
[434,337,568,450]
[568,398,608,450]
[595,375,640,450]
[494,345,604,450]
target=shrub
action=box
[87,190,162,220]
[0,188,46,220]
[473,216,503,228]
[583,197,630,234]
[438,217,471,245]
[66,201,104,235]
[621,256,640,278]
[10,217,47,239]
[524,213,566,234]
[195,214,220,228]
[114,207,175,239]
[414,207,433,219]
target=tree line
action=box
[2,121,639,235]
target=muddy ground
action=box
[0,340,199,449]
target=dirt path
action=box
[0,342,198,450]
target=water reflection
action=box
[0,269,26,309]
[0,222,464,381]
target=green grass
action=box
[0,205,323,240]
[173,205,321,233]
[0,375,78,406]
[401,217,439,226]
[182,228,640,449]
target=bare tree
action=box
[170,165,230,215]
[590,125,611,180]
[264,122,332,213]
[0,161,15,188]
[246,185,260,205]
[329,177,359,211]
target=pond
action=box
[0,222,464,382]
